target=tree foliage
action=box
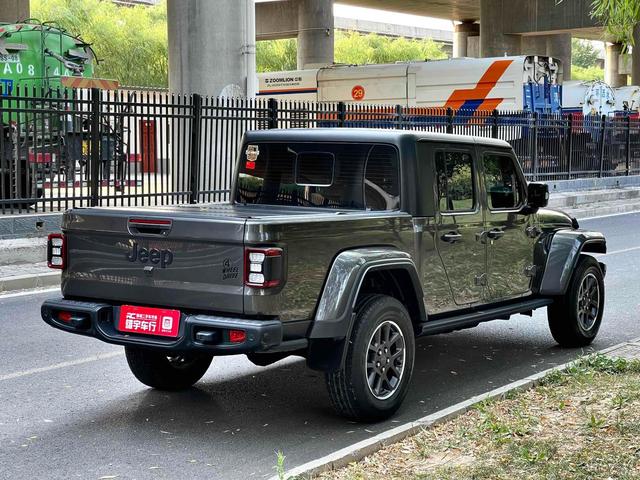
[589,0,640,46]
[334,30,446,65]
[572,39,600,68]
[256,38,297,73]
[257,30,447,73]
[571,65,605,81]
[31,0,168,87]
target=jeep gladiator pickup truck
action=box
[42,129,607,422]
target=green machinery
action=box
[0,20,104,206]
[0,20,95,95]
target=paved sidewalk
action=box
[548,186,640,219]
[0,261,60,293]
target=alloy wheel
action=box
[365,320,406,400]
[577,272,600,331]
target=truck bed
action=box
[60,203,413,317]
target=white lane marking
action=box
[0,287,59,300]
[0,351,123,382]
[600,246,640,256]
[580,210,640,221]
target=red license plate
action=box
[117,305,181,338]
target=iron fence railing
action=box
[1,87,639,214]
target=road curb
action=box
[0,271,60,293]
[568,201,640,220]
[276,340,637,480]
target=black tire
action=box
[325,295,415,422]
[548,255,605,347]
[125,347,213,390]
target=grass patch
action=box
[316,354,640,480]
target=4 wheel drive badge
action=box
[222,257,239,280]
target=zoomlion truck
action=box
[258,56,563,114]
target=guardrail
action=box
[1,87,639,213]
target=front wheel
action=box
[125,347,213,390]
[326,295,415,422]
[548,255,605,347]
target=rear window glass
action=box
[235,142,400,210]
[295,152,335,186]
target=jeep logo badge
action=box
[126,242,173,268]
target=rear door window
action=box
[236,142,400,211]
[435,151,475,213]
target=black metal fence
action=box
[1,87,639,214]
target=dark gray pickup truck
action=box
[42,129,607,421]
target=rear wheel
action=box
[125,347,213,390]
[548,255,604,347]
[326,295,415,422]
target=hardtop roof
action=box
[243,128,512,149]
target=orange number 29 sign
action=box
[351,85,365,101]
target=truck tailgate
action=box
[61,204,249,313]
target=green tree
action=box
[31,0,168,87]
[257,30,447,72]
[571,65,605,81]
[335,30,446,65]
[572,39,600,68]
[256,38,297,73]
[589,0,640,47]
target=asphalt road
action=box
[1,212,639,480]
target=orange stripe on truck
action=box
[444,59,513,111]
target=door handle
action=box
[487,228,505,240]
[441,232,462,243]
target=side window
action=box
[435,151,475,213]
[483,154,524,210]
[364,145,400,211]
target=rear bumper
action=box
[41,297,301,355]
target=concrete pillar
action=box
[546,33,572,81]
[525,36,549,57]
[633,24,640,86]
[605,42,627,87]
[0,0,29,22]
[167,0,256,97]
[297,0,334,69]
[480,0,521,57]
[467,36,480,58]
[453,21,479,58]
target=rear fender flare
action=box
[307,247,424,372]
[539,230,606,296]
[310,247,424,339]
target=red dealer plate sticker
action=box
[117,305,181,338]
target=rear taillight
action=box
[244,247,283,288]
[47,233,66,269]
[229,329,246,343]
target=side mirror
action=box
[527,182,549,209]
